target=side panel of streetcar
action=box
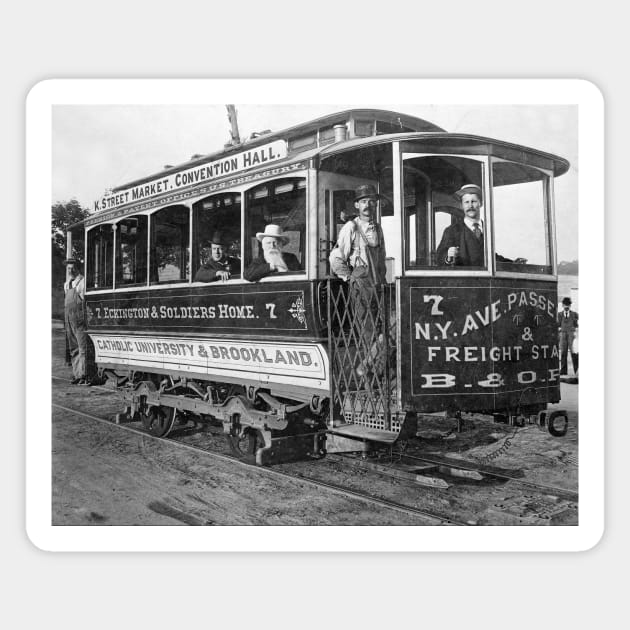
[86,280,325,339]
[400,277,560,413]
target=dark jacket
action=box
[436,221,512,267]
[557,309,579,334]
[244,252,301,282]
[436,221,485,267]
[193,256,241,282]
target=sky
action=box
[52,103,578,261]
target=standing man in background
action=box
[558,296,579,376]
[64,258,90,385]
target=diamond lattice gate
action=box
[327,278,400,433]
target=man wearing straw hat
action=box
[244,224,301,282]
[436,183,522,267]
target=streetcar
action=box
[70,108,571,464]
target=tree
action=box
[52,200,91,290]
[52,199,91,261]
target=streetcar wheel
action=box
[547,411,569,437]
[142,406,177,438]
[228,429,260,463]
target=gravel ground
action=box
[51,326,578,526]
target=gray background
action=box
[6,1,623,628]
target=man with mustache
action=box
[194,232,241,282]
[329,184,388,378]
[436,184,524,267]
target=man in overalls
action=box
[64,258,89,384]
[329,184,387,378]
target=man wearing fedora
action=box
[244,224,301,282]
[194,232,241,282]
[436,184,521,267]
[63,258,90,385]
[558,296,579,376]
[329,184,387,377]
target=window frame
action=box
[113,213,150,289]
[490,157,556,279]
[84,168,313,293]
[242,175,308,283]
[401,152,491,277]
[191,191,243,286]
[85,223,114,291]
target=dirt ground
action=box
[50,324,578,526]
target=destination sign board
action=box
[90,334,329,391]
[401,279,561,411]
[93,140,287,212]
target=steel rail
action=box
[364,451,579,503]
[51,401,467,526]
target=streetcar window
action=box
[354,120,373,137]
[150,205,190,284]
[403,155,486,270]
[115,215,148,287]
[86,224,113,290]
[245,177,306,273]
[492,160,552,274]
[318,126,336,146]
[192,192,242,279]
[320,144,396,278]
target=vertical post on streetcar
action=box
[226,104,240,145]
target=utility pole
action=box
[226,104,241,145]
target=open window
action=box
[244,177,306,274]
[192,192,242,281]
[87,223,114,290]
[492,160,553,274]
[320,145,395,281]
[402,155,486,270]
[150,205,189,284]
[115,215,148,287]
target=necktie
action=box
[473,222,482,240]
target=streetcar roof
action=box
[110,109,445,193]
[80,109,570,229]
[318,131,571,177]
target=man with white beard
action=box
[244,224,301,281]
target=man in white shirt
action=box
[63,258,89,384]
[329,184,387,378]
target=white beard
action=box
[264,249,288,271]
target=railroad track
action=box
[51,375,577,524]
[51,398,467,526]
[334,451,579,503]
[393,452,579,503]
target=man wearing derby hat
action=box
[63,258,90,384]
[194,231,241,282]
[329,184,387,377]
[244,224,301,282]
[436,184,520,267]
[329,184,387,284]
[557,296,579,376]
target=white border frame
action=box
[27,79,603,551]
